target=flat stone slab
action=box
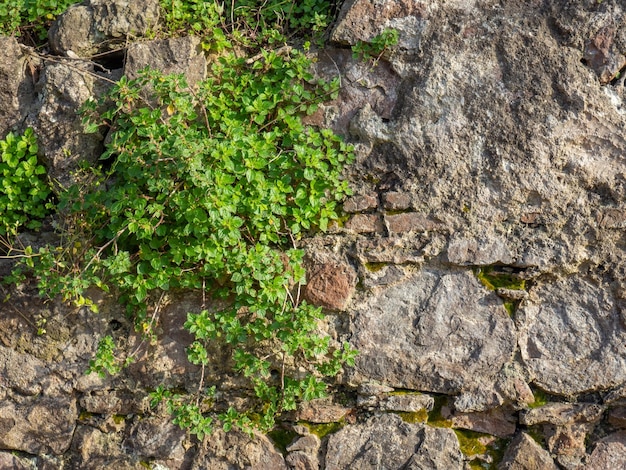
[518,276,626,396]
[325,414,463,470]
[350,269,516,398]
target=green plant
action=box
[0,128,52,236]
[0,0,76,38]
[351,28,399,63]
[15,45,355,437]
[159,0,332,50]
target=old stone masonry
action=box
[2,0,626,468]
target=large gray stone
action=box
[26,62,103,187]
[350,269,516,407]
[518,277,626,396]
[325,414,464,470]
[498,432,558,470]
[49,0,160,57]
[125,36,207,86]
[192,428,287,470]
[0,37,37,137]
[586,431,626,470]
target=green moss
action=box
[454,429,509,470]
[300,420,344,439]
[112,414,125,424]
[268,428,299,454]
[395,409,429,424]
[526,425,546,446]
[475,266,526,317]
[475,267,526,291]
[503,301,518,316]
[78,411,93,421]
[365,262,387,273]
[427,395,453,428]
[528,388,548,409]
[455,429,489,457]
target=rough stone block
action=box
[303,260,357,311]
[345,214,384,234]
[325,414,463,470]
[384,212,445,233]
[498,432,558,470]
[382,191,412,210]
[343,194,378,213]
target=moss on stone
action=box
[454,429,509,470]
[475,267,526,291]
[268,427,299,454]
[300,420,344,439]
[395,409,429,423]
[426,396,453,428]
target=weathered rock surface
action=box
[0,37,37,137]
[191,429,287,470]
[351,269,516,409]
[586,431,626,470]
[517,277,626,396]
[26,61,103,186]
[498,432,558,470]
[325,414,464,470]
[49,0,160,57]
[125,36,207,85]
[5,0,626,467]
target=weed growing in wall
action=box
[0,0,76,38]
[0,128,52,236]
[351,28,399,64]
[6,1,357,437]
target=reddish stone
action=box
[345,214,384,234]
[343,194,378,213]
[448,408,517,438]
[303,261,356,311]
[384,212,445,233]
[382,192,412,211]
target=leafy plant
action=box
[16,48,355,437]
[0,0,76,38]
[0,128,52,236]
[159,0,332,49]
[351,28,399,63]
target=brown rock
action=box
[345,214,384,233]
[520,403,605,426]
[303,260,356,311]
[545,423,590,469]
[498,432,558,470]
[378,393,434,413]
[286,452,318,470]
[447,408,517,438]
[193,429,287,470]
[296,399,352,423]
[343,194,378,213]
[583,26,626,84]
[384,212,446,234]
[382,191,412,211]
[586,431,626,470]
[609,407,626,428]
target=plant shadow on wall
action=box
[2,0,358,439]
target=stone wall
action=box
[2,0,626,468]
